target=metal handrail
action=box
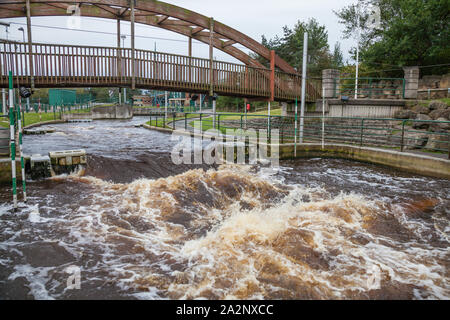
[179,112,450,158]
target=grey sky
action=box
[0,0,356,64]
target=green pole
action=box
[8,71,17,210]
[17,99,26,202]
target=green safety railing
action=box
[174,112,450,158]
[334,77,406,99]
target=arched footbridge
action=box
[0,0,321,102]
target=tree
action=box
[216,96,244,112]
[331,42,344,68]
[255,18,334,76]
[335,0,450,75]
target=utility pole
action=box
[300,32,308,143]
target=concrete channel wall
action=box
[143,124,450,179]
[62,105,133,120]
[310,99,406,118]
[277,143,450,179]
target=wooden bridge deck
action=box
[0,40,321,102]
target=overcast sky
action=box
[0,0,356,64]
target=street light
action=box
[18,27,25,43]
[121,35,126,48]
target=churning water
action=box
[0,118,448,299]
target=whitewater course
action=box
[0,116,448,300]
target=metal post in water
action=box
[17,98,26,202]
[300,32,308,144]
[8,71,17,210]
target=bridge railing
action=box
[0,40,318,101]
[274,71,322,101]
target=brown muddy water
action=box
[0,117,449,300]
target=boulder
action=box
[412,114,431,129]
[425,133,449,152]
[429,108,450,120]
[411,105,430,115]
[405,132,429,150]
[394,110,417,119]
[428,100,448,111]
[430,117,450,132]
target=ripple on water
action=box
[0,161,448,300]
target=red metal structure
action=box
[0,0,321,102]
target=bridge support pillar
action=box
[403,66,419,99]
[322,69,340,99]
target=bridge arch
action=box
[0,0,297,73]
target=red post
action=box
[270,50,275,102]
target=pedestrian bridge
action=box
[0,0,321,102]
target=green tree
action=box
[216,96,244,112]
[258,18,334,76]
[331,42,344,68]
[335,0,450,75]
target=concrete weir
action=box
[276,143,450,179]
[62,104,133,121]
[142,124,450,179]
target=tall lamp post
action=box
[121,35,127,104]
